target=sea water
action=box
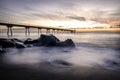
[0,31,120,71]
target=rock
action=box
[12,38,24,43]
[0,38,25,48]
[52,60,72,67]
[0,46,5,53]
[15,42,26,48]
[0,34,75,48]
[39,34,60,46]
[24,38,33,44]
[24,38,39,44]
[106,60,120,67]
[57,39,75,47]
[0,38,15,48]
[10,39,25,48]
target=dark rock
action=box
[110,61,119,66]
[0,38,15,48]
[0,46,5,53]
[24,38,39,44]
[39,34,60,46]
[10,39,25,48]
[24,38,33,44]
[0,34,75,48]
[106,60,120,66]
[52,60,72,66]
[12,38,24,43]
[57,39,75,47]
[15,42,26,48]
[0,38,25,48]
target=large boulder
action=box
[0,34,75,48]
[57,39,75,47]
[39,34,60,46]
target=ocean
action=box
[0,31,120,80]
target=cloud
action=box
[67,16,86,21]
[91,18,109,24]
[0,0,120,26]
[110,10,120,17]
[91,17,120,26]
[29,12,69,21]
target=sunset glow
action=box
[0,0,120,28]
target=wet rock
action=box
[52,60,72,67]
[24,38,39,45]
[110,61,119,66]
[39,34,60,46]
[0,46,5,53]
[24,38,33,44]
[10,39,25,48]
[0,34,75,48]
[106,60,120,67]
[57,39,75,47]
[0,38,15,48]
[12,38,24,43]
[15,42,26,48]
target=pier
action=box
[0,22,75,36]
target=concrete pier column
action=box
[38,28,42,35]
[28,28,30,35]
[57,29,60,33]
[46,29,50,34]
[52,29,55,33]
[7,25,13,37]
[25,26,30,36]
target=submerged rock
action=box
[51,60,72,67]
[108,61,120,66]
[24,38,33,44]
[0,46,5,53]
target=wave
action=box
[1,42,120,71]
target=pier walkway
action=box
[0,22,75,36]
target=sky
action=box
[0,0,120,28]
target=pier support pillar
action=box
[25,27,30,36]
[7,25,13,37]
[52,29,55,33]
[38,28,42,35]
[46,29,50,34]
